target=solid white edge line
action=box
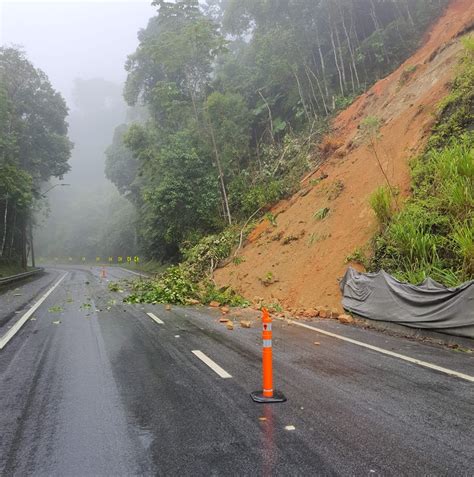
[118,267,148,277]
[146,312,164,325]
[0,273,68,350]
[279,318,474,383]
[192,350,232,379]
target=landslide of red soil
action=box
[215,0,474,313]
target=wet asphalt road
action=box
[0,265,473,476]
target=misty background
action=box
[0,1,155,260]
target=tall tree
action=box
[0,47,72,268]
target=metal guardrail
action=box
[0,268,44,286]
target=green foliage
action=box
[360,116,381,141]
[105,124,139,200]
[372,137,473,284]
[429,36,474,149]
[345,247,369,268]
[127,265,196,305]
[199,281,249,307]
[232,255,245,265]
[265,213,277,227]
[48,305,63,313]
[0,165,33,209]
[232,178,286,218]
[205,91,251,173]
[371,41,474,285]
[115,0,446,265]
[0,47,72,267]
[261,271,274,285]
[452,219,474,277]
[125,228,247,305]
[181,228,238,276]
[0,47,72,182]
[108,282,121,292]
[375,139,474,284]
[399,65,418,86]
[370,186,395,226]
[313,207,330,221]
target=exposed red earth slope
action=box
[215,0,474,313]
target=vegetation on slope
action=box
[125,228,248,305]
[106,0,448,263]
[104,0,452,305]
[370,37,474,286]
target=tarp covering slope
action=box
[340,268,474,339]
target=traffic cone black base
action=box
[250,390,287,403]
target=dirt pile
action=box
[215,0,474,312]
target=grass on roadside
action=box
[0,263,28,278]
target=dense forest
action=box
[34,78,137,261]
[106,0,449,263]
[0,48,72,273]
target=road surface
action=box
[0,265,473,476]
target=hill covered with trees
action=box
[107,0,450,264]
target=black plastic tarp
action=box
[340,267,474,339]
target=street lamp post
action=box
[40,183,71,197]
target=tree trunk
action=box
[293,69,312,123]
[21,217,27,270]
[403,0,415,27]
[8,206,16,258]
[1,196,8,257]
[304,65,322,115]
[369,0,390,65]
[207,113,232,226]
[334,16,348,92]
[30,222,35,268]
[330,26,345,97]
[339,0,360,90]
[306,66,329,116]
[258,91,275,143]
[314,27,330,99]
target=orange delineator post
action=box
[262,308,273,397]
[251,308,287,403]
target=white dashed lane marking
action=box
[192,350,232,379]
[146,312,164,325]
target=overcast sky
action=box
[0,0,156,107]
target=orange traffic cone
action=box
[251,308,287,403]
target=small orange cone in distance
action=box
[250,308,287,403]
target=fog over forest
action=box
[1,1,155,260]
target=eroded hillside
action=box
[215,0,474,312]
